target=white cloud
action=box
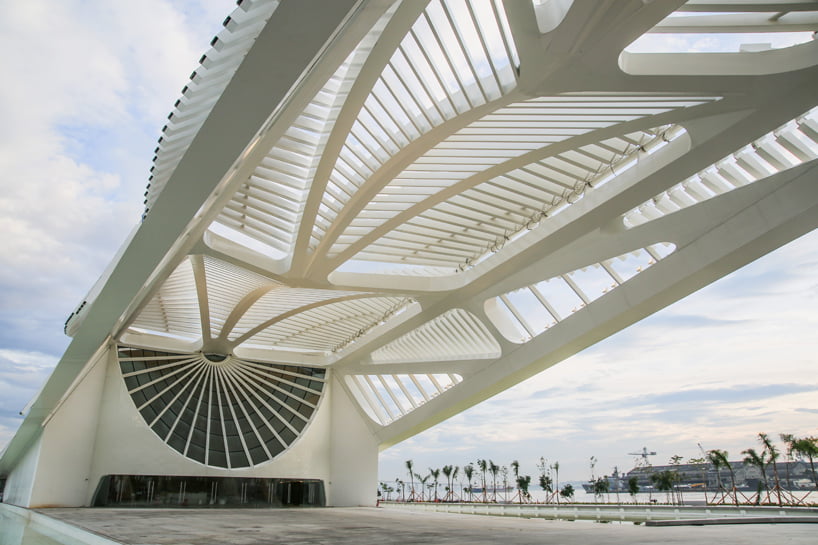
[0,349,59,448]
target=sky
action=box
[0,0,816,485]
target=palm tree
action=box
[488,460,500,502]
[781,433,796,492]
[463,463,475,502]
[552,461,560,505]
[477,459,488,502]
[668,455,683,505]
[429,467,441,501]
[791,436,818,489]
[759,433,783,505]
[451,465,460,501]
[511,460,520,501]
[406,460,416,501]
[706,449,725,504]
[742,447,768,505]
[416,473,430,502]
[442,465,453,501]
[501,466,509,502]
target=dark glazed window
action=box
[92,475,325,507]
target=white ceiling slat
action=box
[623,107,818,229]
[332,95,717,269]
[371,309,499,364]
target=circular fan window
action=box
[118,346,326,468]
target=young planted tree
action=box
[539,473,553,503]
[501,465,510,502]
[669,455,684,505]
[791,436,818,490]
[650,470,678,504]
[511,460,520,502]
[516,475,532,503]
[742,447,769,505]
[464,463,475,502]
[537,457,554,503]
[552,461,560,505]
[416,473,430,502]
[442,465,453,502]
[592,476,610,502]
[560,483,575,501]
[429,467,441,501]
[477,459,488,502]
[488,460,500,502]
[781,433,796,497]
[759,433,783,506]
[627,476,639,503]
[406,460,416,501]
[708,449,741,506]
[781,434,818,504]
[706,450,725,504]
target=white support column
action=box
[328,375,380,506]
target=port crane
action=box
[628,447,657,465]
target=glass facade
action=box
[92,475,325,508]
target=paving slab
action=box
[39,507,818,545]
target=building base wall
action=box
[26,347,108,508]
[328,376,379,506]
[2,434,42,507]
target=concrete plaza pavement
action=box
[39,507,817,545]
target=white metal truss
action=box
[486,243,676,343]
[310,0,519,253]
[624,106,818,227]
[342,122,694,270]
[371,308,500,364]
[329,97,717,270]
[145,0,280,215]
[123,255,414,358]
[209,3,402,260]
[344,372,462,426]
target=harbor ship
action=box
[583,461,817,494]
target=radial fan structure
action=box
[118,346,326,468]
